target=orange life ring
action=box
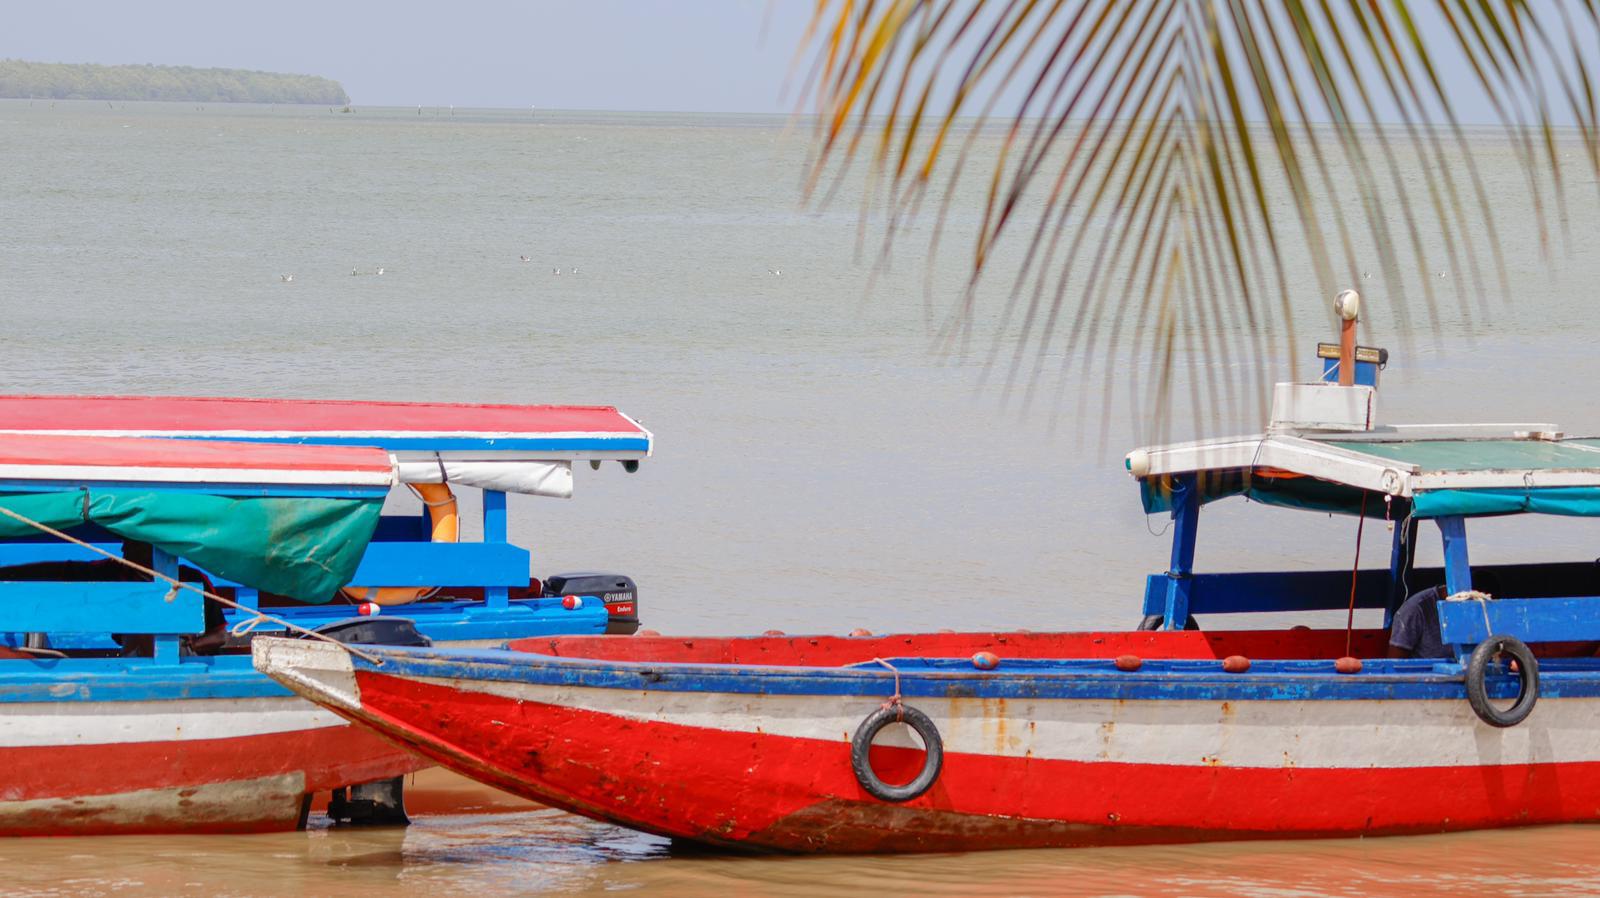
[340,482,459,606]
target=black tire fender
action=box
[850,704,943,802]
[1465,635,1539,728]
[1137,614,1199,631]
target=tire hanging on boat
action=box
[1137,614,1199,631]
[850,704,943,802]
[340,482,459,606]
[1464,634,1539,728]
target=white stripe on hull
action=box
[426,675,1600,770]
[0,696,347,748]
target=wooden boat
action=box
[255,296,1600,852]
[0,433,429,835]
[0,395,655,646]
[0,397,653,836]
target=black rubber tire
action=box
[1137,614,1199,631]
[850,704,943,802]
[1465,635,1539,728]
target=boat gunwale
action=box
[336,639,1596,702]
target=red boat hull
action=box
[255,631,1600,853]
[0,696,427,836]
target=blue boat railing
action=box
[1140,562,1600,620]
[0,486,608,658]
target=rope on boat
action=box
[854,658,944,801]
[1445,588,1496,642]
[868,656,904,720]
[0,504,384,665]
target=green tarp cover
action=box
[0,488,383,601]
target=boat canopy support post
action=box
[1162,474,1200,630]
[1438,515,1473,660]
[483,490,509,609]
[1438,516,1471,596]
[151,546,181,666]
[1385,517,1418,628]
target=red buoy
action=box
[1222,655,1251,673]
[971,651,1000,670]
[762,629,785,636]
[1335,656,1363,674]
[357,602,380,617]
[849,628,873,637]
[1114,654,1143,672]
[561,595,583,610]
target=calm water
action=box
[4,100,1600,894]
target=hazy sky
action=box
[2,1,1589,122]
[2,1,813,111]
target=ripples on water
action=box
[6,100,1600,896]
[5,811,1600,897]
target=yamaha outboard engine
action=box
[544,573,639,635]
[302,616,431,826]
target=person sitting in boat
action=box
[1388,571,1503,659]
[1387,584,1449,659]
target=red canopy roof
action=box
[0,433,393,487]
[0,395,652,456]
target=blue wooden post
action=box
[1384,517,1417,628]
[1438,516,1471,595]
[1437,515,1474,661]
[150,547,181,665]
[236,586,259,611]
[483,490,510,610]
[1163,474,1200,630]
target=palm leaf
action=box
[799,0,1599,444]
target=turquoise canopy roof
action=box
[1135,433,1600,519]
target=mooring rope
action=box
[869,656,905,720]
[0,504,384,664]
[1445,588,1496,643]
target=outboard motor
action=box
[302,616,430,649]
[301,616,431,826]
[544,572,639,635]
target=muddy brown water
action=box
[5,100,1600,894]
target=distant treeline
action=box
[0,60,349,104]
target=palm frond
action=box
[799,0,1600,444]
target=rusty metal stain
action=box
[0,773,308,835]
